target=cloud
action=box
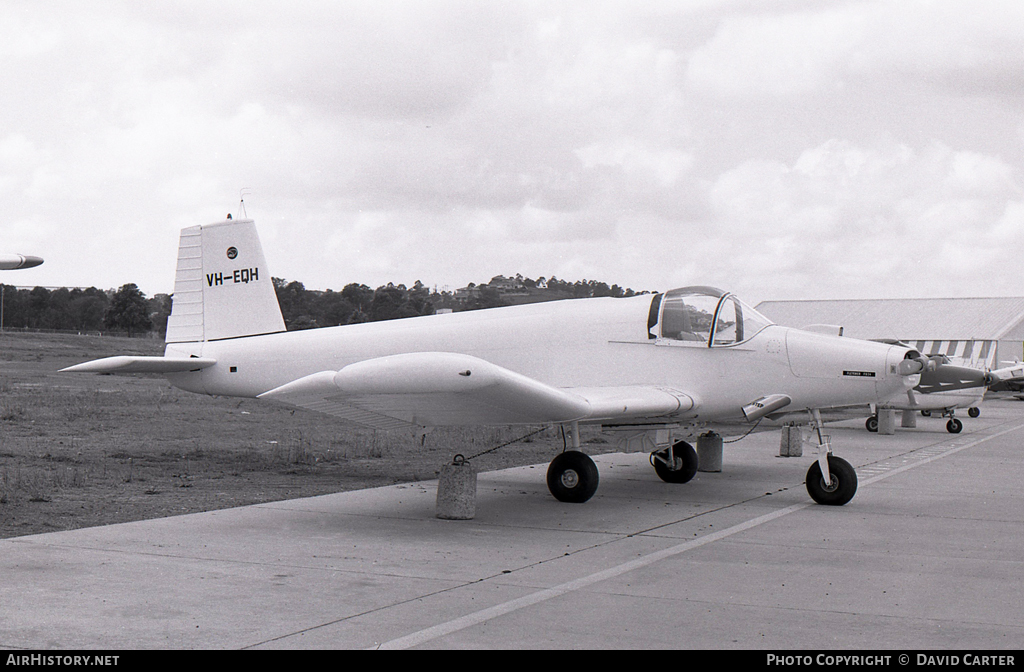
[686,6,865,97]
[706,138,1023,300]
[0,1,1020,305]
[686,1,1024,100]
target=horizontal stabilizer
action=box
[61,356,217,374]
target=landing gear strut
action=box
[805,409,858,506]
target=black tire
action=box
[921,410,932,417]
[652,440,699,484]
[968,407,980,418]
[806,455,858,506]
[546,451,599,503]
[947,418,963,433]
[865,416,879,432]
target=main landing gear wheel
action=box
[968,407,980,418]
[547,451,599,503]
[865,416,879,432]
[806,455,858,506]
[921,410,932,417]
[946,417,963,433]
[651,440,699,484]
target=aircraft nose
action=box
[917,363,990,393]
[954,366,989,387]
[968,368,991,387]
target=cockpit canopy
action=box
[648,286,773,346]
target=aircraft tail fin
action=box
[165,218,286,343]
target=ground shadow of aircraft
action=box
[63,218,935,507]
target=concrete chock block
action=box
[901,409,917,428]
[779,425,804,457]
[697,432,723,472]
[436,457,477,520]
[878,409,897,435]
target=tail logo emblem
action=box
[226,247,238,259]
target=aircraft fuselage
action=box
[165,293,914,427]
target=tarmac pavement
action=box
[2,397,1023,650]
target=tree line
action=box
[273,276,646,330]
[0,275,647,337]
[0,284,169,337]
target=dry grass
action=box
[0,332,612,538]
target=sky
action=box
[2,0,1023,305]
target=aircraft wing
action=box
[258,352,695,430]
[0,254,43,270]
[60,356,217,374]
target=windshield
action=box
[654,286,773,346]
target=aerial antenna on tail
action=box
[239,187,251,218]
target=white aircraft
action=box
[63,218,935,506]
[0,254,43,270]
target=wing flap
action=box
[61,356,217,374]
[569,386,695,421]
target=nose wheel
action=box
[806,455,858,506]
[940,409,963,433]
[805,409,857,505]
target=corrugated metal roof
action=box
[755,297,1024,341]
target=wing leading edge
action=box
[258,351,696,430]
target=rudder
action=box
[165,218,286,343]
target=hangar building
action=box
[755,297,1024,370]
